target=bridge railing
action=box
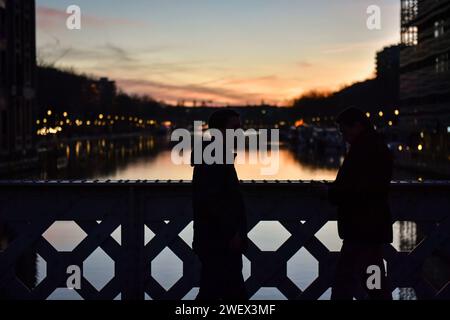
[0,180,449,300]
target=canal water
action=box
[10,135,422,300]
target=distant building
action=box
[400,0,450,159]
[376,45,401,114]
[376,45,401,80]
[0,0,36,161]
[97,77,116,113]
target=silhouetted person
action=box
[191,109,248,300]
[329,107,393,300]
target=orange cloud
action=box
[115,75,305,106]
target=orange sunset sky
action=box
[36,0,401,106]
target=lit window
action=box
[434,20,445,38]
[402,26,418,46]
[435,53,449,73]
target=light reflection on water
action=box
[96,148,339,181]
[22,136,340,181]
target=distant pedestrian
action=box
[191,109,248,301]
[329,107,393,300]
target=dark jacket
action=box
[191,147,248,257]
[329,130,393,244]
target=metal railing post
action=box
[121,184,144,300]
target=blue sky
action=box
[36,0,400,105]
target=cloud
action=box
[115,73,304,105]
[36,6,144,31]
[37,39,179,71]
[116,78,264,105]
[297,61,313,68]
[103,43,137,62]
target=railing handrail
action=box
[0,179,450,186]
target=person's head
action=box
[208,109,241,132]
[336,107,373,144]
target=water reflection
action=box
[6,134,427,181]
[18,135,340,181]
[21,135,163,180]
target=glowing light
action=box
[379,111,384,117]
[47,110,52,116]
[295,119,304,127]
[417,144,423,151]
[63,112,68,117]
[420,132,424,138]
[36,126,62,136]
[36,120,40,125]
[87,121,91,126]
[394,109,400,116]
[366,112,371,118]
[388,121,393,126]
[99,114,104,120]
[398,145,403,152]
[43,118,47,123]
